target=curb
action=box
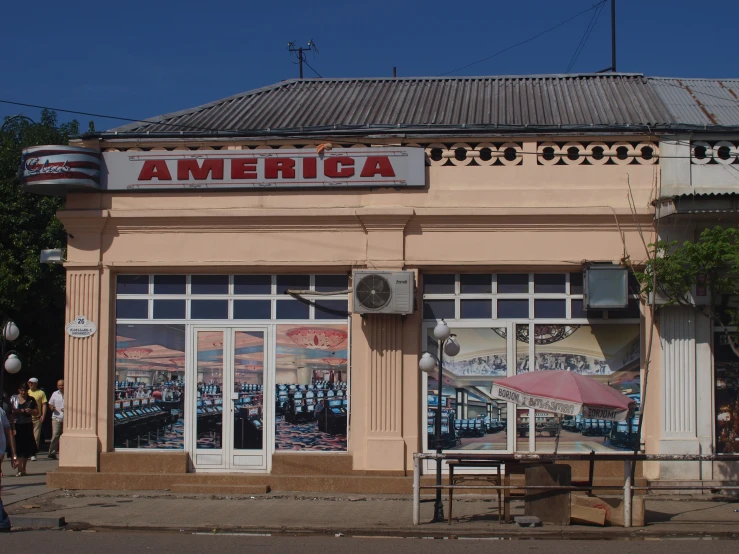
[11,515,66,529]
[61,521,739,540]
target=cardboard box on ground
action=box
[571,494,646,527]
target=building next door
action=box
[190,326,272,471]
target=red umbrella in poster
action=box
[490,371,636,421]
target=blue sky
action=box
[2,0,737,130]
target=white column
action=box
[659,306,701,479]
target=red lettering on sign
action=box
[303,157,317,179]
[177,159,224,180]
[360,156,395,178]
[324,156,354,178]
[264,158,296,179]
[231,158,258,179]
[138,160,172,181]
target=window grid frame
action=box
[422,272,640,323]
[115,273,350,322]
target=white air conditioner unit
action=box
[352,270,415,315]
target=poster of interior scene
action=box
[527,324,641,453]
[425,328,509,451]
[714,332,739,453]
[275,324,349,451]
[424,324,640,452]
[193,329,265,451]
[114,324,186,449]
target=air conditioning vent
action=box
[352,270,415,315]
[355,273,392,310]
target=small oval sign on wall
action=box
[66,315,97,338]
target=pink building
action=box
[22,74,739,492]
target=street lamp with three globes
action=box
[418,319,460,523]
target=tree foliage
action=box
[637,226,739,357]
[1,110,78,395]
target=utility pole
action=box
[611,0,617,72]
[288,40,319,79]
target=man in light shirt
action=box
[27,378,47,461]
[48,380,64,460]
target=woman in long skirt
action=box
[10,383,38,476]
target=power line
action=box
[303,59,323,78]
[438,1,607,77]
[566,1,606,73]
[0,99,221,133]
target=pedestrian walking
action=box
[48,380,64,459]
[10,383,38,476]
[0,404,19,532]
[27,377,48,460]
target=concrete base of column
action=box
[59,434,99,470]
[365,437,406,471]
[658,439,701,480]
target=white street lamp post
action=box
[418,319,461,523]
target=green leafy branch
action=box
[636,226,739,358]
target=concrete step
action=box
[48,471,417,494]
[169,484,270,495]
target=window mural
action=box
[715,332,739,453]
[275,324,349,451]
[528,324,641,453]
[425,328,509,451]
[423,324,641,453]
[195,330,224,449]
[114,324,186,449]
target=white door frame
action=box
[188,325,273,472]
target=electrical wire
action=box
[565,1,606,73]
[438,1,607,77]
[303,59,323,79]
[0,99,224,133]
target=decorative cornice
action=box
[355,207,415,231]
[56,206,655,236]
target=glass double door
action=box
[190,327,270,471]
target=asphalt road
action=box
[2,531,737,552]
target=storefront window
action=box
[114,274,350,456]
[422,272,641,454]
[275,324,349,451]
[196,330,223,449]
[425,327,509,451]
[191,275,229,295]
[234,275,271,295]
[114,324,186,449]
[530,324,641,453]
[233,300,271,319]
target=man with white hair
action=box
[48,380,64,460]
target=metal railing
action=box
[412,452,739,528]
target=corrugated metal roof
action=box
[107,74,673,136]
[648,77,739,127]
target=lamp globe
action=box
[4,353,22,374]
[3,321,19,341]
[433,320,451,341]
[418,352,437,373]
[444,335,461,357]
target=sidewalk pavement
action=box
[3,467,739,539]
[2,456,739,538]
[1,456,58,507]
